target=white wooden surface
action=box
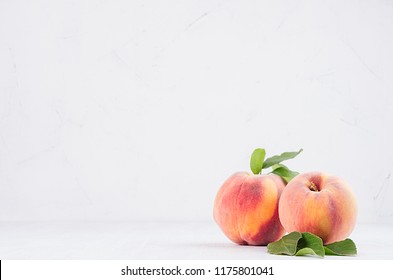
[0,222,391,259]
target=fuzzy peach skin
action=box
[213,172,286,245]
[279,172,357,244]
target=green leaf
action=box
[262,149,303,169]
[296,247,322,256]
[324,239,357,256]
[271,163,287,170]
[296,232,325,257]
[270,166,299,183]
[250,148,266,175]
[267,232,358,258]
[267,231,302,255]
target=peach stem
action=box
[308,182,319,192]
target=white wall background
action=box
[1,0,393,223]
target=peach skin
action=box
[214,172,286,245]
[279,172,357,244]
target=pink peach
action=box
[214,172,286,245]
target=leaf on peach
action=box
[270,165,299,183]
[262,149,303,169]
[250,148,266,175]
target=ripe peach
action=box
[278,172,357,244]
[213,172,286,245]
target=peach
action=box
[278,172,357,244]
[213,172,286,245]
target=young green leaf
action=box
[267,231,302,255]
[296,232,325,257]
[250,148,266,175]
[262,149,303,169]
[324,239,357,256]
[270,166,299,183]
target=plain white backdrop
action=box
[1,0,393,225]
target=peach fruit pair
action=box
[213,149,357,245]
